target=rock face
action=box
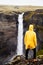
[0,13,18,56]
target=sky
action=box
[0,0,43,6]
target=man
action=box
[24,24,37,60]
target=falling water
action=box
[17,13,24,55]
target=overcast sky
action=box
[0,0,43,6]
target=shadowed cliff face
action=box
[0,13,18,56]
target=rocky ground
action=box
[3,55,43,65]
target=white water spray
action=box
[17,13,24,55]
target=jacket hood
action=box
[29,24,34,31]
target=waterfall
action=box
[17,13,24,55]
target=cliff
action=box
[0,6,43,56]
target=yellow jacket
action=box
[24,25,37,49]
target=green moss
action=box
[37,49,43,56]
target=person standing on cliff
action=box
[24,24,37,60]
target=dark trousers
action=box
[25,48,36,59]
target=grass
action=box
[37,49,43,56]
[36,49,43,58]
[0,6,43,14]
